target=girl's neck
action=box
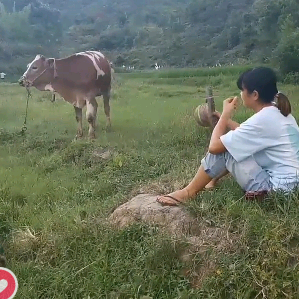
[253,102,272,113]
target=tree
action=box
[29,1,62,52]
[274,16,299,75]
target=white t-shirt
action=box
[221,106,299,190]
[0,73,6,79]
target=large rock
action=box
[109,194,240,288]
[109,194,238,251]
[109,194,199,236]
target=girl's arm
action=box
[209,97,239,154]
[214,111,240,130]
[227,119,240,130]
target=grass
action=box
[117,65,258,79]
[0,67,299,298]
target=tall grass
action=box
[0,67,299,298]
[119,65,253,79]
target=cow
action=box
[19,51,112,139]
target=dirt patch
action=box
[8,227,59,265]
[91,148,113,161]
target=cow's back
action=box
[56,51,111,93]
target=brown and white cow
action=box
[19,51,112,139]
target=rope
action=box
[20,60,57,134]
[21,87,32,134]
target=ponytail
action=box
[273,92,291,117]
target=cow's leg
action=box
[86,98,98,139]
[74,106,83,139]
[103,91,111,129]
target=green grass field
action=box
[0,66,299,298]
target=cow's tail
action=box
[109,61,115,86]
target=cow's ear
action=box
[46,58,55,68]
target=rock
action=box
[109,194,199,237]
[109,194,239,250]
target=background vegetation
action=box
[1,0,299,77]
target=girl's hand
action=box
[222,97,238,118]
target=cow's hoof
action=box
[105,125,112,132]
[75,134,83,140]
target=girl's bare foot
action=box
[156,189,190,206]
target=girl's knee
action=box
[201,152,227,178]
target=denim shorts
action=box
[201,152,272,192]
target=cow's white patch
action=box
[45,84,54,92]
[23,54,42,77]
[81,50,105,59]
[95,51,105,58]
[76,51,106,78]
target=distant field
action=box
[0,67,299,298]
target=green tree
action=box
[274,16,299,75]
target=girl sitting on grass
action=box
[157,67,299,206]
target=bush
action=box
[274,29,299,75]
[283,72,299,84]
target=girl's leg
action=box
[205,170,229,189]
[220,153,271,192]
[157,152,271,206]
[156,165,213,206]
[157,152,228,205]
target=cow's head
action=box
[19,55,55,88]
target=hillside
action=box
[1,0,299,75]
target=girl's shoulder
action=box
[241,107,281,129]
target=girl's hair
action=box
[237,67,291,117]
